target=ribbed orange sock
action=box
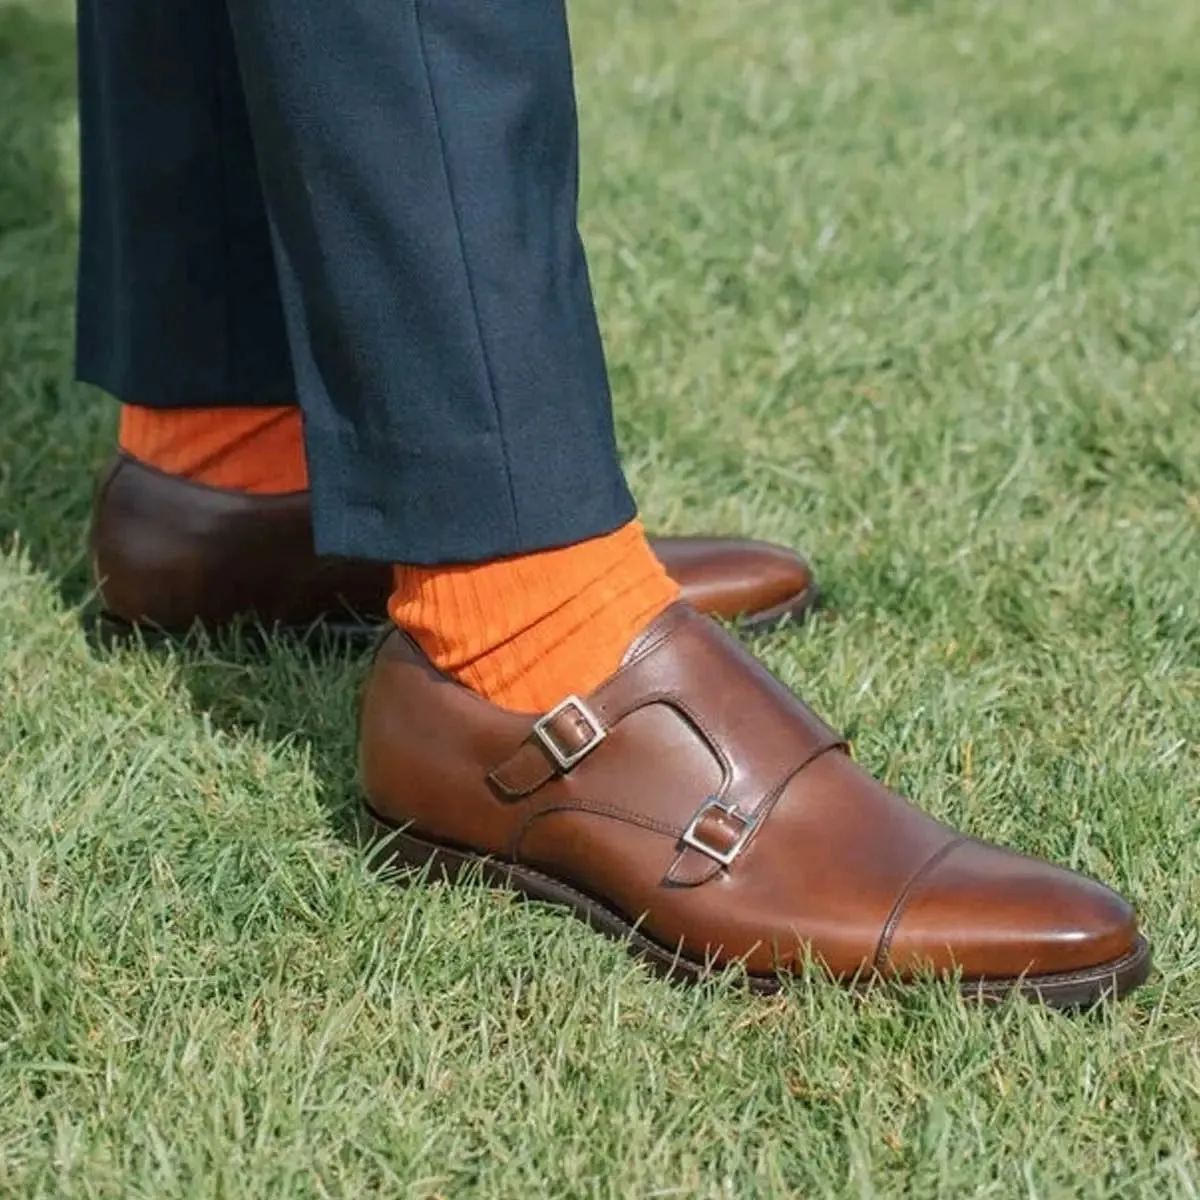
[389,520,681,712]
[118,404,308,493]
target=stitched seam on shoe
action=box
[665,742,845,887]
[510,801,681,860]
[873,836,968,972]
[617,611,688,668]
[410,0,521,536]
[510,739,845,886]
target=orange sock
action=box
[118,404,308,493]
[389,520,681,712]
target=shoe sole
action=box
[88,610,385,653]
[363,809,1152,1008]
[88,583,821,653]
[733,582,822,634]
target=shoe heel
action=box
[85,611,156,649]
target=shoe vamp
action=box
[515,729,957,978]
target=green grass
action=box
[2,0,1199,1194]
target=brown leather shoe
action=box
[647,537,818,631]
[360,603,1150,1006]
[89,454,818,641]
[90,454,392,642]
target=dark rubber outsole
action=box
[87,610,385,653]
[363,808,1152,1009]
[734,583,822,634]
[88,582,821,654]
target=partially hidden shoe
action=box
[360,603,1151,1007]
[89,454,819,642]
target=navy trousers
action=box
[75,0,636,563]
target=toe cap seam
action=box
[873,835,968,972]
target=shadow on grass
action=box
[1,8,376,858]
[165,631,375,843]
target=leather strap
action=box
[488,695,613,799]
[487,605,848,884]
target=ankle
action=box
[118,404,308,494]
[390,521,680,711]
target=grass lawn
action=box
[2,0,1198,1194]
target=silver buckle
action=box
[532,695,606,772]
[680,797,755,867]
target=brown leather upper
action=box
[90,455,815,630]
[90,454,390,630]
[360,603,1138,983]
[649,536,813,623]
